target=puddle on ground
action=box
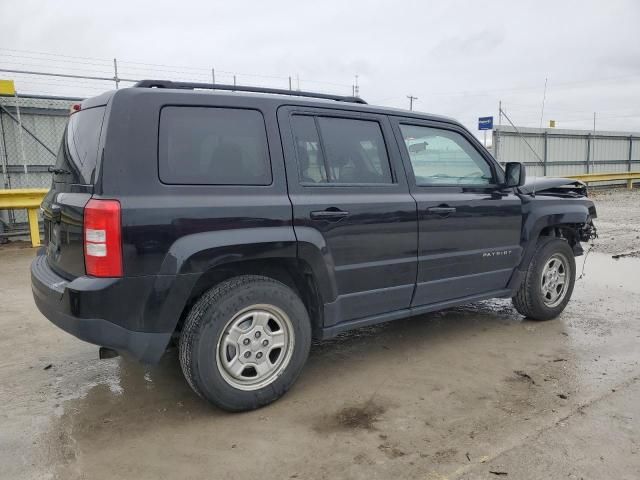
[576,251,640,293]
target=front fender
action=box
[516,196,594,272]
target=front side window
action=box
[159,107,271,185]
[399,124,493,186]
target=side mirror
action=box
[504,162,526,188]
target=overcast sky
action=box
[1,0,639,135]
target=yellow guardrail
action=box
[0,188,48,247]
[564,172,640,190]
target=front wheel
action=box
[512,237,576,321]
[179,275,311,411]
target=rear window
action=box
[54,106,106,185]
[159,107,272,185]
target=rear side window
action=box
[54,106,105,185]
[159,107,272,185]
[317,117,392,184]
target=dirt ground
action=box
[1,188,639,480]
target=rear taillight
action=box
[83,199,122,277]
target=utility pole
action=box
[407,95,418,111]
[593,112,596,132]
[496,100,503,162]
[211,68,215,86]
[288,76,292,91]
[113,58,119,89]
[354,75,359,97]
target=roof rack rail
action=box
[132,79,367,104]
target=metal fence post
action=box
[629,136,633,172]
[0,109,9,189]
[586,133,591,174]
[543,131,548,176]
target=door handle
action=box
[310,208,349,221]
[427,206,456,215]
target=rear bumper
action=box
[31,252,172,363]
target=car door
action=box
[390,118,523,307]
[278,106,418,327]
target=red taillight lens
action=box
[83,199,122,277]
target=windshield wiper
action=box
[48,167,71,175]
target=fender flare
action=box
[142,227,298,338]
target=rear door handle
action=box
[310,208,349,221]
[427,206,456,215]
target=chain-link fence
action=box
[0,94,80,238]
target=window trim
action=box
[313,115,332,182]
[395,120,502,189]
[289,113,396,187]
[157,105,274,186]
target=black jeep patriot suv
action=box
[32,80,597,411]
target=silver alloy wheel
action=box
[216,304,295,391]
[540,253,570,308]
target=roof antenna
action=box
[500,106,545,197]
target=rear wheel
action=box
[512,237,576,321]
[179,275,311,411]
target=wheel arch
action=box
[507,202,592,292]
[175,257,326,339]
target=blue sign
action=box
[478,116,493,130]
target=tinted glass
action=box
[291,115,327,183]
[54,106,105,184]
[399,124,493,186]
[159,107,271,185]
[317,117,392,184]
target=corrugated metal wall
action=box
[492,126,639,182]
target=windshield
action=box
[53,106,106,185]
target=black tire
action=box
[179,275,311,412]
[512,237,576,321]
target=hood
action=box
[518,177,587,197]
